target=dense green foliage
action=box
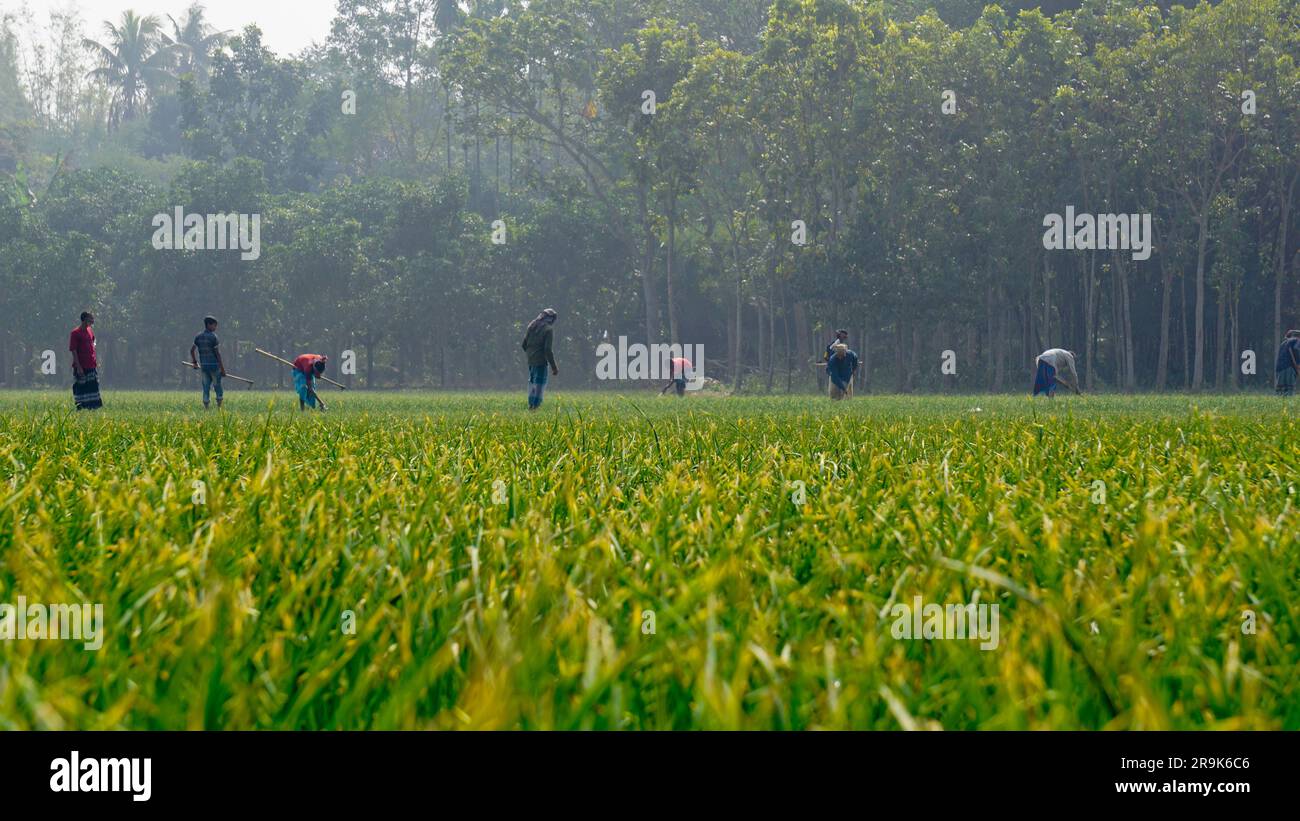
[1,391,1296,729]
[2,0,1297,393]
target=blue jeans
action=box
[202,368,223,405]
[528,365,549,408]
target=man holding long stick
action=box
[190,315,226,409]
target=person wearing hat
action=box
[826,342,858,400]
[522,308,558,410]
[1275,330,1300,396]
[292,353,330,411]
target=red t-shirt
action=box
[69,326,97,371]
[293,354,325,375]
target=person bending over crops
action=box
[190,316,226,409]
[1033,348,1081,397]
[659,355,694,397]
[522,308,558,410]
[69,311,103,410]
[292,354,329,412]
[827,342,859,400]
[1275,330,1300,396]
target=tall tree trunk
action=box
[793,301,810,389]
[1121,259,1135,390]
[731,235,743,392]
[638,187,660,344]
[665,187,679,345]
[986,285,997,391]
[907,325,921,393]
[1274,175,1296,346]
[1156,266,1173,391]
[1229,283,1240,390]
[1214,286,1226,390]
[861,323,870,393]
[445,86,453,173]
[365,334,375,388]
[1084,252,1098,391]
[764,237,778,392]
[1180,272,1190,389]
[782,284,793,393]
[1041,251,1051,351]
[893,319,904,393]
[1192,211,1209,390]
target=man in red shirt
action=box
[659,356,695,397]
[69,311,102,410]
[292,353,329,412]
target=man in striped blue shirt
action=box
[190,316,226,409]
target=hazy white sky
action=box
[17,0,336,55]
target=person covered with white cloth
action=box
[1033,348,1081,397]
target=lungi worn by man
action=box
[69,311,102,410]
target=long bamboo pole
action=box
[254,348,348,390]
[180,361,254,385]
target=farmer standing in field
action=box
[69,311,103,410]
[1275,330,1300,396]
[824,329,849,361]
[190,316,226,409]
[659,354,694,397]
[827,342,859,400]
[522,308,558,410]
[1033,348,1082,397]
[292,353,329,412]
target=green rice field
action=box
[0,391,1297,729]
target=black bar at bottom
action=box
[2,731,1285,809]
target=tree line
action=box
[2,0,1297,392]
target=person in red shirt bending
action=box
[659,356,695,397]
[292,354,329,412]
[68,311,103,410]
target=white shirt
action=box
[1036,348,1079,386]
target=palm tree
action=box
[167,3,229,83]
[82,11,176,127]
